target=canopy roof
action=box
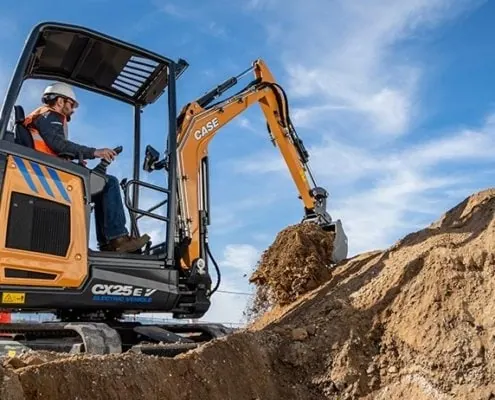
[23,22,188,107]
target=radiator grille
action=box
[6,192,70,256]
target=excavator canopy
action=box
[0,20,186,246]
[14,22,188,106]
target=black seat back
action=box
[13,105,34,149]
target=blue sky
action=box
[1,0,495,324]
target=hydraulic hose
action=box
[206,242,221,296]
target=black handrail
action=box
[123,179,169,222]
[136,199,168,221]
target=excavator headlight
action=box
[194,258,206,275]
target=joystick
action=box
[93,146,123,175]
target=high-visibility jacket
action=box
[23,106,68,156]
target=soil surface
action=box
[3,188,495,399]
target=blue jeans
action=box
[92,174,129,244]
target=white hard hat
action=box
[42,82,79,108]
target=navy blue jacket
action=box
[34,111,96,159]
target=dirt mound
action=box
[3,351,71,369]
[248,188,495,398]
[3,188,495,400]
[1,333,311,400]
[247,222,336,319]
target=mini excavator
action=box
[0,22,348,356]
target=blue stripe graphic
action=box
[13,157,38,193]
[29,162,55,198]
[46,167,71,203]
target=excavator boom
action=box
[174,59,348,273]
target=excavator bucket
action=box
[320,219,348,264]
[302,187,348,264]
[302,215,348,264]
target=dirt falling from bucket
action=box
[246,222,336,320]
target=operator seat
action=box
[13,105,34,149]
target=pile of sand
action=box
[249,188,495,399]
[3,188,495,399]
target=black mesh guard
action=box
[6,192,70,257]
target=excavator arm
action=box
[173,59,348,274]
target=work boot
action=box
[100,234,151,253]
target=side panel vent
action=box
[6,192,70,257]
[5,268,57,280]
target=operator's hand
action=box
[94,148,117,162]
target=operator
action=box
[23,82,150,253]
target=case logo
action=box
[194,117,220,140]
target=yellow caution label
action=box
[8,350,16,357]
[2,292,25,304]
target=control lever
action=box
[93,146,123,175]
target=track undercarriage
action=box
[0,317,234,357]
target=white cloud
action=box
[207,21,226,38]
[218,244,260,274]
[331,170,463,254]
[406,128,495,166]
[286,64,418,136]
[236,117,259,134]
[290,104,353,128]
[249,0,480,137]
[152,2,188,18]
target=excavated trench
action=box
[3,188,495,399]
